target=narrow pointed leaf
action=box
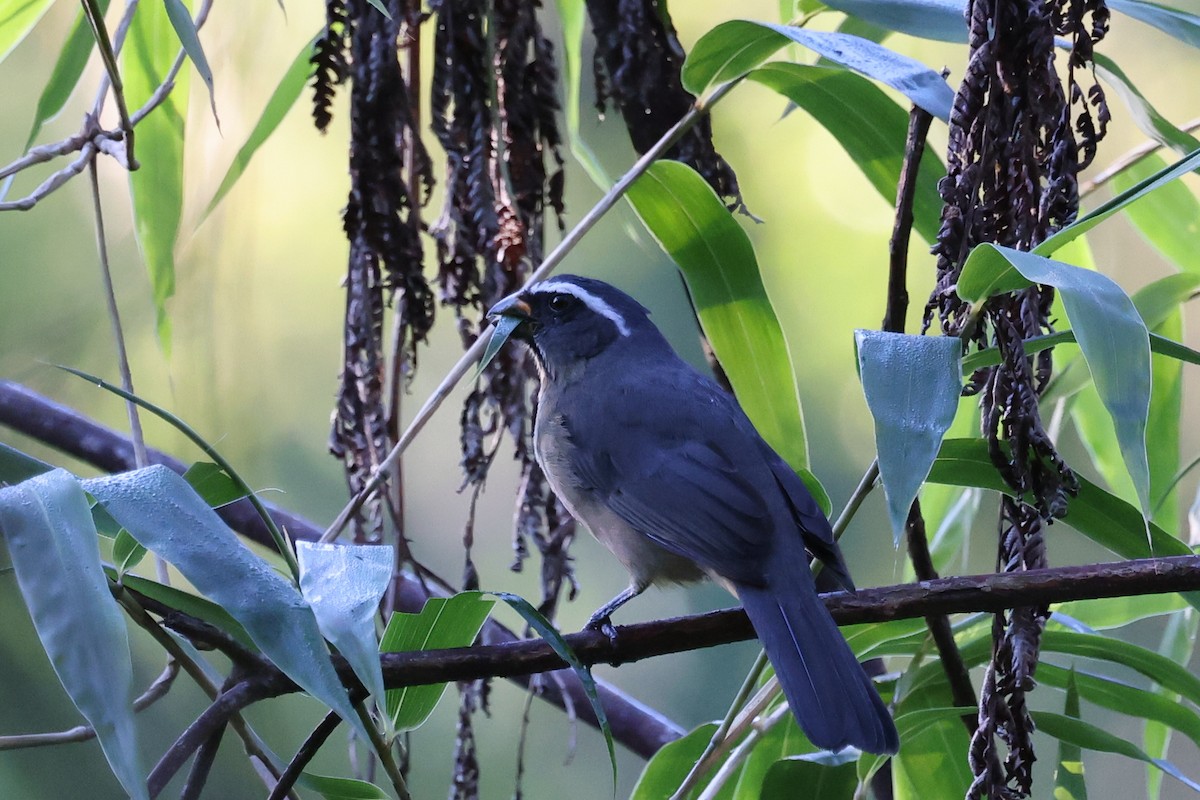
[84,466,368,740]
[493,591,617,786]
[181,461,249,507]
[477,314,524,380]
[202,35,319,220]
[0,0,54,65]
[1094,54,1200,156]
[163,0,217,123]
[1055,668,1088,800]
[1109,0,1200,50]
[1040,630,1200,706]
[124,0,188,351]
[856,330,962,542]
[297,542,392,712]
[0,441,51,485]
[110,569,256,650]
[1033,711,1200,793]
[380,592,494,731]
[1114,154,1200,274]
[0,470,147,800]
[552,0,610,186]
[683,20,953,119]
[112,528,147,574]
[747,62,946,242]
[24,0,112,148]
[627,160,813,483]
[1146,609,1198,800]
[1039,146,1200,257]
[958,244,1152,517]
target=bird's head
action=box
[485,276,659,382]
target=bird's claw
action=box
[585,614,620,648]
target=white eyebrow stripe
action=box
[530,281,631,336]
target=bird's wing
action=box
[566,372,783,587]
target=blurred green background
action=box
[1,1,1199,797]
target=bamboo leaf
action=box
[163,0,217,124]
[0,0,54,65]
[0,470,148,800]
[24,0,112,148]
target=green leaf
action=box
[163,0,217,123]
[927,440,1198,603]
[1146,609,1198,800]
[493,591,617,787]
[731,716,815,799]
[295,772,390,800]
[181,461,249,507]
[630,722,718,800]
[885,705,974,799]
[746,62,946,243]
[0,470,148,800]
[110,570,257,650]
[0,0,54,65]
[124,0,188,352]
[24,0,112,149]
[112,528,147,575]
[1039,146,1200,257]
[0,441,52,485]
[958,244,1152,517]
[626,160,811,476]
[1054,668,1088,800]
[1040,630,1200,707]
[202,35,318,220]
[1115,153,1200,275]
[683,20,953,119]
[1109,0,1200,50]
[297,542,393,713]
[1033,711,1200,793]
[551,0,609,187]
[1054,593,1185,631]
[1094,54,1200,156]
[381,592,494,731]
[856,331,962,542]
[83,466,369,741]
[761,753,858,798]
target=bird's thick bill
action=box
[476,294,532,377]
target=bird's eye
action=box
[548,294,576,312]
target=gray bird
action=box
[487,275,899,755]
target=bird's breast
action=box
[534,409,704,588]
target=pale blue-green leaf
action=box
[1146,609,1198,800]
[958,244,1152,517]
[381,592,494,731]
[83,466,368,740]
[1033,711,1200,793]
[0,470,147,800]
[0,0,54,64]
[181,461,248,507]
[202,35,318,220]
[163,0,217,123]
[761,754,858,798]
[630,722,718,800]
[552,0,609,186]
[1039,146,1200,257]
[494,591,617,786]
[365,0,392,19]
[820,0,966,41]
[112,528,147,575]
[297,542,392,713]
[296,772,390,799]
[626,160,811,476]
[476,314,524,380]
[1055,668,1088,800]
[1094,54,1200,156]
[1109,0,1200,50]
[747,62,946,243]
[855,330,962,543]
[24,0,112,149]
[124,0,188,352]
[683,20,953,119]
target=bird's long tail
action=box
[737,578,899,754]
